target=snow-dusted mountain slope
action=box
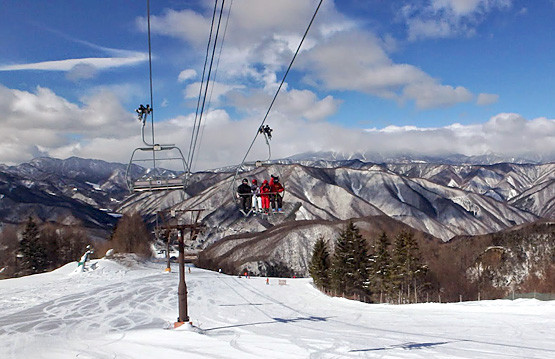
[127,163,540,241]
[384,162,555,204]
[509,179,555,218]
[1,258,553,359]
[1,157,552,242]
[197,215,436,277]
[0,170,117,231]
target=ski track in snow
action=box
[0,259,554,358]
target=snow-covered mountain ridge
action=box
[1,156,553,296]
[1,156,553,238]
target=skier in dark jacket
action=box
[237,178,252,213]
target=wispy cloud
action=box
[0,55,147,72]
[477,93,500,106]
[402,0,513,40]
[0,27,147,77]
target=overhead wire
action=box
[187,0,220,172]
[229,0,324,189]
[147,0,156,167]
[190,0,234,172]
[187,0,226,173]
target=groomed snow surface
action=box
[1,258,554,359]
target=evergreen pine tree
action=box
[372,232,393,302]
[391,231,409,302]
[331,221,371,300]
[19,217,47,275]
[350,225,372,301]
[391,231,427,303]
[331,225,351,296]
[404,231,428,302]
[308,236,331,291]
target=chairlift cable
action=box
[189,0,226,173]
[229,0,324,190]
[187,0,220,172]
[190,0,234,171]
[147,0,156,168]
[188,0,226,174]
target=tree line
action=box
[0,212,152,278]
[309,221,429,303]
[0,217,90,277]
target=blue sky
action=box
[0,0,553,169]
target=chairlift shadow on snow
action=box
[202,315,328,332]
[349,341,454,352]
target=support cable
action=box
[147,0,156,167]
[190,0,234,171]
[229,0,324,190]
[188,0,226,173]
[187,0,220,171]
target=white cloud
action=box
[363,113,555,159]
[403,0,513,40]
[299,30,475,108]
[477,93,499,105]
[145,1,480,111]
[184,81,245,105]
[146,0,353,85]
[403,82,474,109]
[0,56,147,72]
[0,84,137,164]
[0,82,552,168]
[228,87,341,123]
[66,63,98,81]
[0,31,148,77]
[178,69,197,82]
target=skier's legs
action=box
[252,195,258,212]
[270,194,276,211]
[276,193,283,210]
[241,195,250,211]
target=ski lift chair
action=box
[126,114,189,192]
[126,144,189,192]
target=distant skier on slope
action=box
[77,245,94,272]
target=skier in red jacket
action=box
[269,175,284,212]
[260,179,271,213]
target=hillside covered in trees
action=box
[308,220,554,303]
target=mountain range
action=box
[0,155,553,278]
[0,157,555,264]
[0,155,552,226]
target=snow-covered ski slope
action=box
[1,258,554,359]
